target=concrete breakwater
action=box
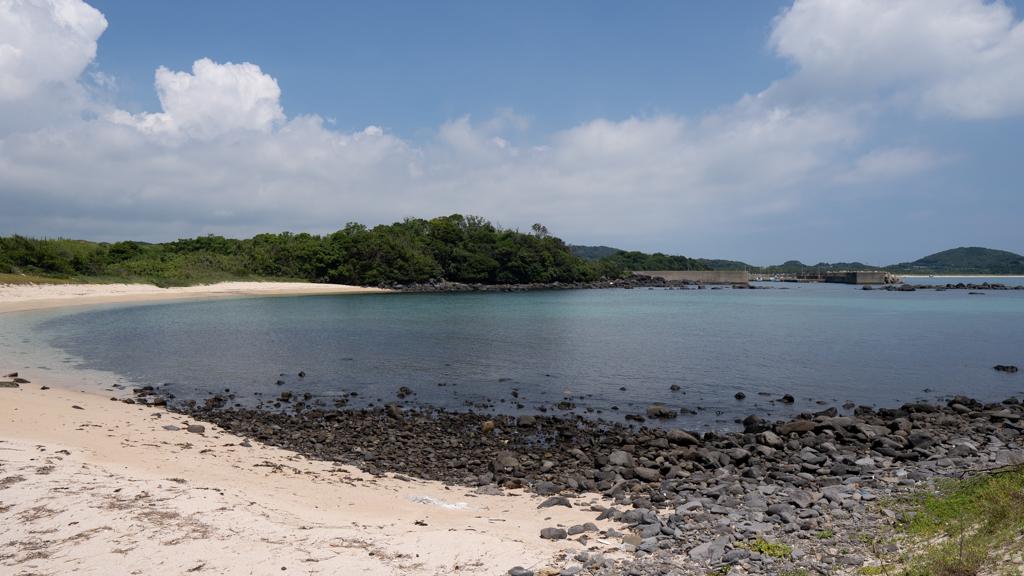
[822,271,901,285]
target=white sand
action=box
[0,281,390,314]
[0,384,621,575]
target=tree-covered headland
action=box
[0,215,706,287]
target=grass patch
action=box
[0,272,78,285]
[739,537,792,558]
[816,529,834,540]
[897,465,1024,576]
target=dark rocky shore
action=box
[154,387,1024,575]
[392,276,761,292]
[395,277,1024,295]
[867,281,1024,292]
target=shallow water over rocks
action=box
[33,282,1024,430]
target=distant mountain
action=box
[568,245,623,261]
[694,248,1023,275]
[574,244,1023,275]
[891,247,1024,275]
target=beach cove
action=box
[2,282,1023,574]
[1,283,619,576]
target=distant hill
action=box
[695,258,753,271]
[569,245,622,261]
[525,243,1022,276]
[569,245,707,271]
[891,247,1024,275]
[574,245,1024,275]
[599,251,707,271]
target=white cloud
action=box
[769,0,1024,119]
[2,0,1013,255]
[836,147,939,184]
[0,0,106,101]
[110,58,285,139]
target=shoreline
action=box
[0,381,617,575]
[902,274,1024,278]
[3,284,1023,574]
[0,281,391,314]
[6,372,1022,575]
[159,379,1024,574]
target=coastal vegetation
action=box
[4,223,1019,288]
[891,465,1024,575]
[0,215,698,287]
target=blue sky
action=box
[2,0,1023,265]
[89,1,790,134]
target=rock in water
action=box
[777,419,816,435]
[994,364,1019,373]
[517,415,536,426]
[646,404,678,419]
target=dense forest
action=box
[568,245,621,261]
[0,215,699,287]
[8,226,1018,288]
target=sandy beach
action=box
[0,281,390,314]
[0,382,619,575]
[0,284,619,575]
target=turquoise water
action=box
[26,282,1024,430]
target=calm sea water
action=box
[19,281,1024,430]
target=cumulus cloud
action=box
[769,0,1024,119]
[0,0,107,133]
[0,0,106,100]
[110,58,285,139]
